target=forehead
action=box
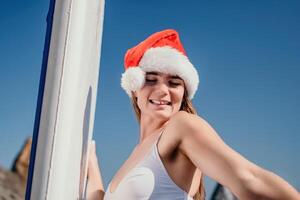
[145,72,182,79]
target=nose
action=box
[155,82,169,96]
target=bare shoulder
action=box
[163,111,210,153]
[167,111,226,157]
[168,111,211,137]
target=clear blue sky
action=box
[0,0,299,198]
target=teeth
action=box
[152,100,163,104]
[150,99,170,105]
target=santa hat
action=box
[121,29,199,99]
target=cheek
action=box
[172,88,185,106]
[135,90,149,109]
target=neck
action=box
[139,115,168,144]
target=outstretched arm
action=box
[86,141,105,200]
[169,111,300,200]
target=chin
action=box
[152,109,177,121]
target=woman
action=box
[87,29,300,200]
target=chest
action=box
[108,132,198,196]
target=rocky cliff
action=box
[0,138,31,200]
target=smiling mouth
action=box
[149,99,171,106]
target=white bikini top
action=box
[103,130,194,200]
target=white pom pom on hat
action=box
[121,29,199,99]
[121,67,145,97]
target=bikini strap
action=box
[156,126,167,146]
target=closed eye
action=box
[169,81,183,87]
[145,78,157,85]
[170,81,181,85]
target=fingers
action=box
[88,140,99,167]
[88,140,102,177]
[87,140,104,191]
[90,140,96,154]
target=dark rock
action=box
[11,138,31,182]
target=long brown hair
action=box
[131,89,206,200]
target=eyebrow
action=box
[146,72,158,76]
[170,75,182,80]
[146,72,182,80]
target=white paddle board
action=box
[25,0,105,199]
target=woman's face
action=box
[134,72,185,120]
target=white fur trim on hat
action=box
[121,46,199,99]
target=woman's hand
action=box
[86,140,105,200]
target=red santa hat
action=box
[121,29,199,99]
